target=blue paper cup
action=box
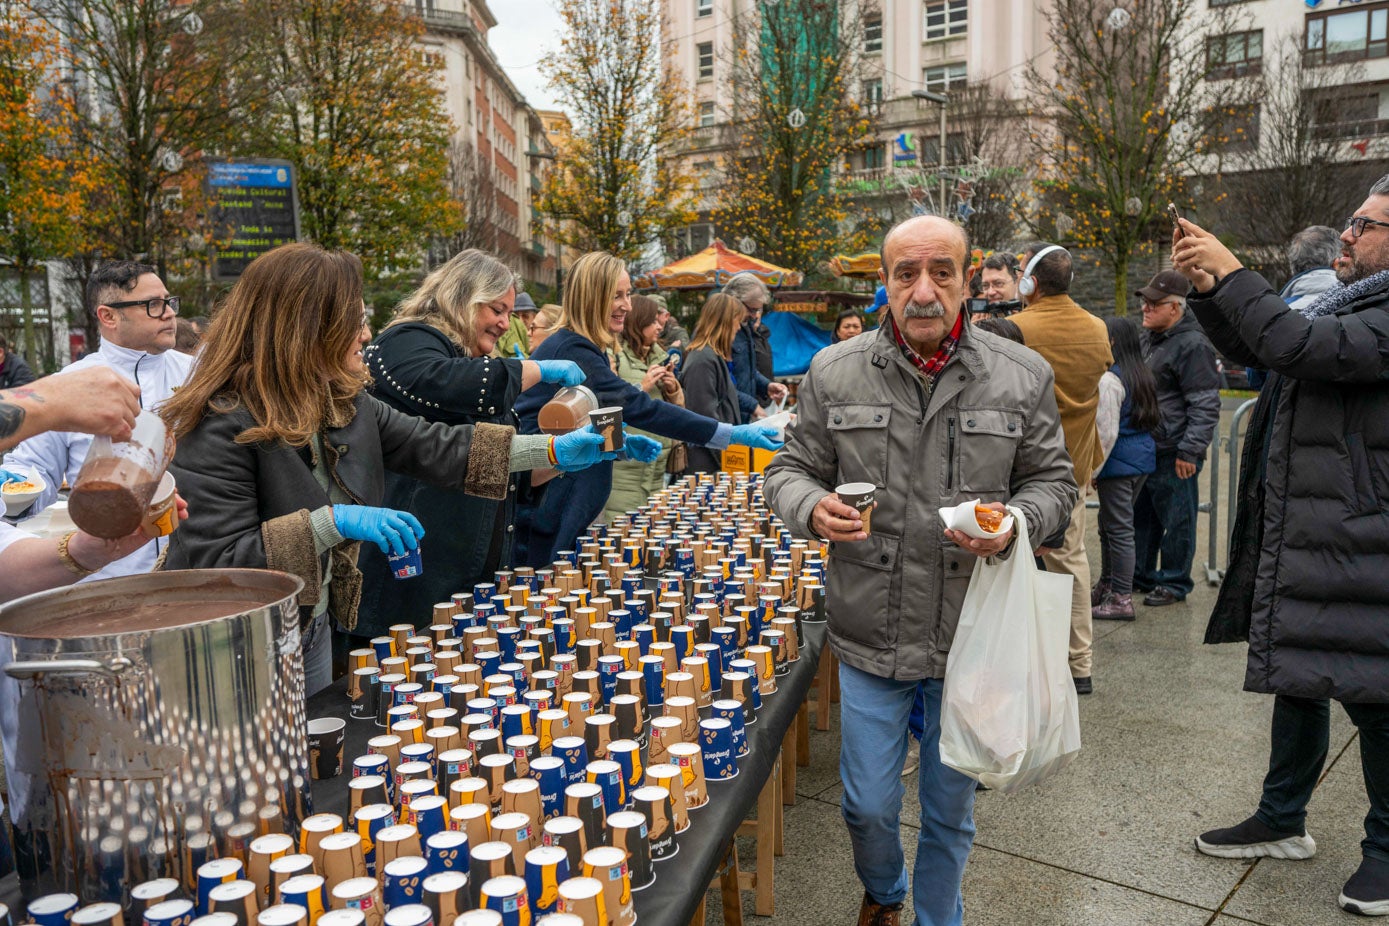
[553,736,589,785]
[388,546,423,580]
[29,895,80,926]
[479,875,529,926]
[698,718,738,781]
[382,857,430,909]
[523,845,570,916]
[528,756,568,820]
[425,831,469,875]
[607,738,643,794]
[711,699,750,758]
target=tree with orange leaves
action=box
[539,0,698,264]
[231,0,457,277]
[1027,0,1252,315]
[0,2,94,369]
[711,0,875,273]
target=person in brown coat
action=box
[1010,242,1113,694]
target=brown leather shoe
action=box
[1090,577,1112,607]
[857,893,903,926]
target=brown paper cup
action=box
[591,407,624,452]
[836,482,876,534]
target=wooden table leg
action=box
[796,699,810,767]
[755,759,777,914]
[720,842,744,926]
[816,649,837,730]
[689,897,706,926]
[774,756,786,857]
[781,716,797,807]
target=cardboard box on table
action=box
[721,445,778,474]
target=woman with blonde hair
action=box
[603,294,683,518]
[529,303,563,353]
[353,248,588,640]
[513,251,782,564]
[161,243,616,694]
[678,293,747,474]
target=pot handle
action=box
[4,657,132,680]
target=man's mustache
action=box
[903,300,945,319]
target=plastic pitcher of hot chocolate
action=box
[70,410,176,539]
[538,385,599,435]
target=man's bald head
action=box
[882,216,969,274]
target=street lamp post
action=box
[911,89,949,218]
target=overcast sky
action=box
[490,0,565,113]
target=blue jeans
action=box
[839,663,977,926]
[1133,452,1201,597]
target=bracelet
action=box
[547,436,558,467]
[57,531,96,578]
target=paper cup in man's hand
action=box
[591,408,624,452]
[836,483,877,534]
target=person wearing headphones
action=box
[1010,242,1113,696]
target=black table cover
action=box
[307,621,825,926]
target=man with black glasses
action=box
[2,260,195,580]
[1174,176,1389,916]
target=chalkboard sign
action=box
[206,158,301,281]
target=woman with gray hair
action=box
[721,273,786,419]
[354,248,587,639]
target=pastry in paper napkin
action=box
[938,498,1014,540]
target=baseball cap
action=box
[866,285,888,314]
[1135,270,1188,303]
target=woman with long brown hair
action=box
[162,242,617,694]
[354,249,586,642]
[604,294,681,518]
[679,293,746,473]
[512,251,782,565]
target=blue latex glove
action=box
[729,423,784,451]
[621,432,662,463]
[513,345,526,359]
[553,425,618,473]
[332,505,425,557]
[0,469,23,485]
[534,360,586,387]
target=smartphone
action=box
[1167,202,1186,238]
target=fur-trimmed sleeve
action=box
[261,509,323,605]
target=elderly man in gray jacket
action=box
[764,215,1076,926]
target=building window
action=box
[862,143,887,170]
[922,62,966,94]
[1207,29,1262,79]
[1309,89,1383,139]
[864,16,882,53]
[863,78,883,106]
[920,132,968,166]
[698,101,716,127]
[1306,4,1389,65]
[697,0,712,17]
[697,42,714,80]
[1207,103,1261,153]
[923,0,967,41]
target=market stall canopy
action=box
[635,240,803,290]
[828,252,882,278]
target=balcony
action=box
[1312,118,1389,140]
[407,4,475,38]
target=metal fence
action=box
[1203,398,1258,586]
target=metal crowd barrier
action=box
[1204,398,1258,585]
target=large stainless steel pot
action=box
[0,569,310,902]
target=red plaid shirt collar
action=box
[885,309,964,388]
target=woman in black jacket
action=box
[513,252,781,566]
[161,243,612,695]
[678,293,745,474]
[355,250,586,641]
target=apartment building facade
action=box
[409,0,559,287]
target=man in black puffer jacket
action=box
[1171,175,1389,917]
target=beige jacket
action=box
[763,322,1077,680]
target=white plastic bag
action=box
[938,505,1081,792]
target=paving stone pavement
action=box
[700,401,1372,925]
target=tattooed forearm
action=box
[0,401,24,440]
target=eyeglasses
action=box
[1344,215,1389,239]
[104,296,180,318]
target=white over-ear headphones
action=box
[1018,244,1069,298]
